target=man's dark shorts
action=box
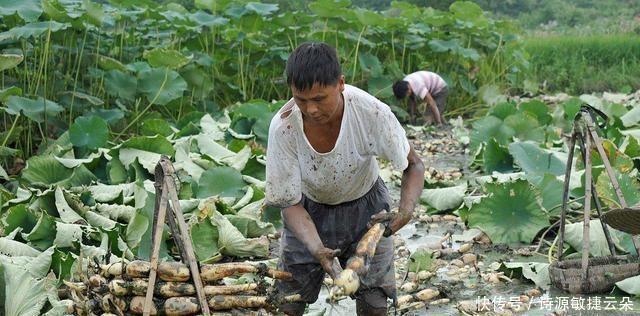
[276,177,396,314]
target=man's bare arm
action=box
[393,146,425,232]
[369,146,425,234]
[424,92,443,125]
[282,203,340,277]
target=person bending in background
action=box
[392,70,448,125]
[265,42,425,315]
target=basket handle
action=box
[580,132,593,290]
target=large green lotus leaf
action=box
[563,219,618,257]
[226,213,275,239]
[197,167,246,199]
[42,0,72,22]
[125,212,148,249]
[469,115,514,150]
[0,236,41,257]
[527,173,563,215]
[104,70,137,100]
[595,170,640,209]
[190,218,219,262]
[2,204,37,236]
[587,139,634,174]
[54,187,84,224]
[562,98,582,120]
[96,203,135,223]
[0,54,23,72]
[483,138,513,173]
[621,106,640,128]
[501,262,550,290]
[358,52,383,77]
[22,213,56,251]
[118,149,160,174]
[53,222,83,248]
[420,183,467,211]
[21,156,74,187]
[25,247,54,278]
[354,8,384,26]
[308,0,351,17]
[222,146,251,171]
[457,47,480,60]
[245,2,278,16]
[621,129,640,140]
[194,0,231,12]
[174,137,205,182]
[82,183,131,203]
[450,1,488,28]
[459,77,477,96]
[140,119,174,137]
[180,65,214,100]
[0,21,69,41]
[96,55,127,72]
[503,112,545,143]
[620,136,640,159]
[0,146,19,159]
[367,76,393,99]
[85,108,125,126]
[143,48,192,69]
[0,86,22,103]
[616,275,640,295]
[210,210,268,258]
[85,210,117,230]
[137,68,187,106]
[135,188,170,261]
[4,96,64,123]
[107,157,128,184]
[508,142,566,176]
[189,11,228,27]
[59,91,104,107]
[407,248,434,272]
[519,100,552,125]
[121,135,175,156]
[81,0,104,26]
[69,116,108,149]
[477,84,507,106]
[1,258,53,316]
[468,180,549,244]
[197,134,235,161]
[0,0,42,22]
[428,39,460,53]
[0,165,7,181]
[66,164,97,187]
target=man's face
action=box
[291,76,345,125]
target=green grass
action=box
[523,34,640,94]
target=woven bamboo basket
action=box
[551,108,640,294]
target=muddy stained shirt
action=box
[265,84,410,208]
[404,71,447,100]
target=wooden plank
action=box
[166,177,211,315]
[144,186,169,316]
[581,131,592,292]
[557,132,576,262]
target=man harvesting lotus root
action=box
[265,42,424,315]
[393,70,449,125]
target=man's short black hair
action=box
[286,42,342,91]
[392,80,410,99]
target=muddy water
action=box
[301,125,640,315]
